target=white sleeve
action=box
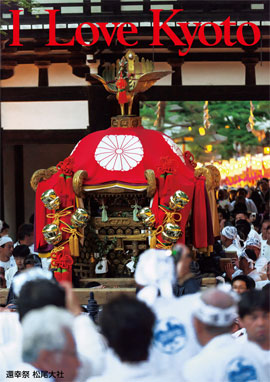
[73,314,106,376]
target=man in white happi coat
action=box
[183,287,268,382]
[87,295,172,382]
[0,236,15,271]
[237,289,270,379]
[245,238,268,277]
[134,248,201,379]
[221,226,242,257]
[260,224,270,262]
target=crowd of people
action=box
[0,177,269,381]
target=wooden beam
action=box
[1,85,269,102]
[2,129,88,145]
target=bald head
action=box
[201,288,235,310]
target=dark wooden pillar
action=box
[14,145,25,231]
[86,85,115,132]
[168,59,184,85]
[68,57,90,78]
[0,61,17,81]
[35,61,51,87]
[242,57,259,86]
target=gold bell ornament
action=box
[42,223,62,245]
[143,214,156,228]
[162,223,182,243]
[137,207,153,220]
[70,208,90,228]
[137,207,155,228]
[169,190,189,211]
[41,189,60,210]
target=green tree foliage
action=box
[140,100,269,161]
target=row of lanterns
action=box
[137,190,189,244]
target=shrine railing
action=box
[1,0,269,28]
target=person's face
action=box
[240,310,270,347]
[235,213,247,222]
[1,242,14,259]
[221,234,231,247]
[15,257,25,271]
[232,280,247,294]
[25,233,34,246]
[261,223,269,240]
[25,264,34,270]
[246,245,260,259]
[259,181,268,193]
[239,257,250,274]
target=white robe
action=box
[5,265,18,288]
[224,243,242,258]
[149,294,202,379]
[183,333,269,382]
[87,348,174,382]
[261,242,270,262]
[0,256,16,272]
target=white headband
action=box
[193,297,237,327]
[221,226,238,240]
[245,238,261,249]
[0,236,13,246]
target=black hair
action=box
[0,221,9,233]
[238,289,270,318]
[17,279,66,321]
[262,283,270,293]
[13,245,30,258]
[237,188,248,196]
[17,224,34,241]
[224,220,234,227]
[244,249,257,262]
[29,214,34,225]
[24,255,36,267]
[235,220,251,243]
[233,202,248,215]
[99,295,155,363]
[232,275,255,290]
[218,208,230,220]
